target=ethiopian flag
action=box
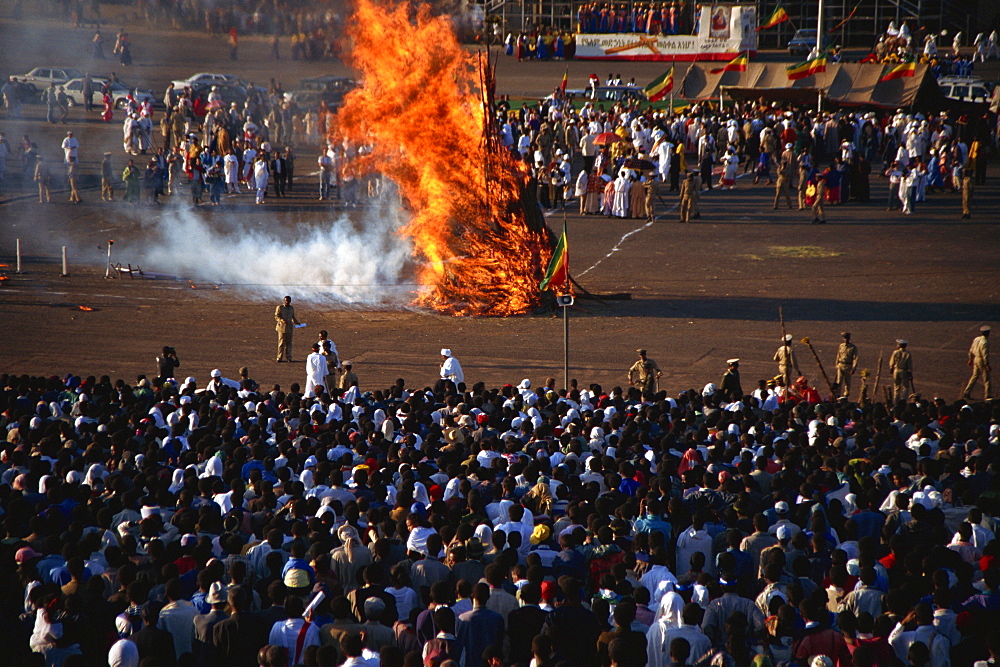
[711,52,748,74]
[644,66,674,102]
[560,68,568,93]
[755,5,789,31]
[880,61,916,82]
[539,225,568,291]
[787,54,827,80]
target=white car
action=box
[170,72,244,91]
[62,77,156,109]
[19,66,84,92]
[937,77,993,104]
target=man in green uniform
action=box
[889,339,913,403]
[835,332,859,399]
[274,295,300,363]
[962,325,992,400]
[122,158,140,204]
[628,348,662,393]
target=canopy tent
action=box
[678,62,948,110]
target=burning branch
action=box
[331,0,553,316]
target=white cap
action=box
[211,369,222,377]
[179,395,192,405]
[775,501,790,514]
[783,334,793,342]
[776,525,791,540]
[440,348,451,357]
[727,358,740,365]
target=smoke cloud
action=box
[140,193,415,306]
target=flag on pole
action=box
[710,52,748,74]
[560,68,568,94]
[829,2,861,33]
[755,5,789,32]
[879,61,916,82]
[539,224,568,291]
[643,66,674,102]
[786,54,827,80]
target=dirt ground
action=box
[1,8,998,400]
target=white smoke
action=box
[141,193,416,306]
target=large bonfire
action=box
[332,0,554,316]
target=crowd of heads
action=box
[1,356,999,666]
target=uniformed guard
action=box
[835,332,859,399]
[961,159,973,219]
[720,358,743,400]
[962,325,992,400]
[644,176,658,223]
[773,334,800,383]
[274,295,300,363]
[774,143,794,209]
[811,173,827,224]
[628,348,662,393]
[889,339,913,402]
[679,171,694,223]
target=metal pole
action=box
[61,246,68,277]
[817,0,824,112]
[816,0,823,55]
[105,241,113,278]
[15,238,22,273]
[563,302,569,390]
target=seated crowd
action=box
[0,368,998,667]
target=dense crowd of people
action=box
[494,88,995,223]
[0,336,998,667]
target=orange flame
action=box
[332,0,552,316]
[77,306,94,311]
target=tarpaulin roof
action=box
[679,62,947,110]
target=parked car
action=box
[62,77,156,109]
[170,72,244,91]
[937,76,993,104]
[18,66,84,92]
[787,29,832,57]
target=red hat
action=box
[15,546,41,564]
[476,414,489,425]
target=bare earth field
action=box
[1,9,998,399]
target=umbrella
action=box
[594,132,625,146]
[624,158,655,170]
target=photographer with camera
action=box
[157,345,180,381]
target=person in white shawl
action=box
[612,169,632,218]
[253,155,269,204]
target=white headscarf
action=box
[337,525,361,563]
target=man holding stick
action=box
[835,332,859,399]
[773,335,800,383]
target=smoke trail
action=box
[141,192,415,306]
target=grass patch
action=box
[768,245,844,259]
